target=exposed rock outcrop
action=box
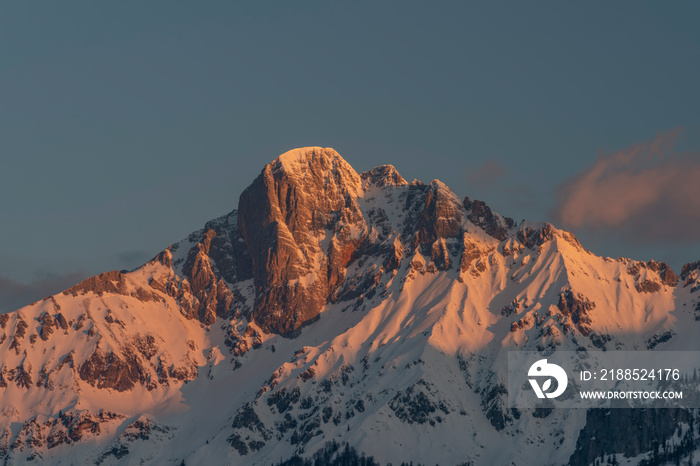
[627,260,678,293]
[238,148,368,335]
[464,197,514,241]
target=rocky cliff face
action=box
[238,148,367,335]
[0,147,699,466]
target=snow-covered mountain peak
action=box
[1,148,699,465]
[269,146,363,197]
[360,164,407,188]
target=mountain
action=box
[1,147,699,465]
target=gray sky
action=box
[2,1,699,311]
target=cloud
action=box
[466,159,508,187]
[504,182,535,205]
[552,128,700,242]
[0,271,86,314]
[113,250,151,269]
